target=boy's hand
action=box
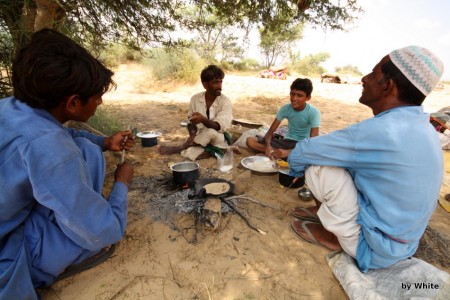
[114,162,134,187]
[104,131,135,151]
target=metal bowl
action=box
[297,186,313,201]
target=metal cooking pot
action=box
[278,169,304,188]
[170,161,200,186]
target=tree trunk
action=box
[34,0,66,31]
[2,0,66,54]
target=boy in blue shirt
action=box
[246,78,321,159]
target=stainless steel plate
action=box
[241,156,277,173]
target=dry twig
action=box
[225,194,279,210]
[221,198,267,235]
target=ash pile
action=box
[128,175,270,235]
[128,175,236,226]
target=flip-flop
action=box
[291,207,320,223]
[55,244,116,282]
[291,220,342,251]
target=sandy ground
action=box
[39,64,450,299]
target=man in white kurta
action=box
[181,89,232,160]
[159,65,233,160]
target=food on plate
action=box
[249,160,276,172]
[276,160,289,168]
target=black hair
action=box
[381,59,425,105]
[12,29,115,109]
[290,78,313,97]
[200,65,225,83]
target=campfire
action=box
[129,175,271,242]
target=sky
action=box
[251,0,450,80]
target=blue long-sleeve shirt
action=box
[288,106,443,272]
[0,97,128,299]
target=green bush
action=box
[334,65,362,76]
[289,52,330,76]
[144,48,204,84]
[293,60,325,76]
[219,60,233,71]
[88,106,123,136]
[99,44,143,68]
[231,58,261,71]
[175,50,204,83]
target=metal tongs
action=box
[283,177,299,193]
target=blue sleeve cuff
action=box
[110,182,128,200]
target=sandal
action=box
[55,244,116,282]
[291,207,320,223]
[291,220,342,251]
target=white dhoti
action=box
[193,128,228,148]
[181,128,228,160]
[305,166,361,257]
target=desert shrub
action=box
[290,52,329,76]
[87,106,123,136]
[176,50,204,83]
[145,48,204,84]
[232,58,261,71]
[219,60,233,71]
[99,44,143,68]
[335,65,362,76]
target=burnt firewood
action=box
[200,197,222,231]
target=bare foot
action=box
[158,145,185,155]
[229,145,242,154]
[196,151,212,160]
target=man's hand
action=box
[188,112,206,125]
[104,131,135,151]
[265,146,274,159]
[114,162,134,187]
[189,112,220,130]
[272,148,291,160]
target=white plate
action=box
[241,156,277,173]
[136,131,162,138]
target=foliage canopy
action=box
[0,0,363,96]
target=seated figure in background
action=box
[246,78,321,159]
[159,65,233,160]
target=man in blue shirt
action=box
[0,29,135,299]
[246,78,321,158]
[284,46,444,272]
